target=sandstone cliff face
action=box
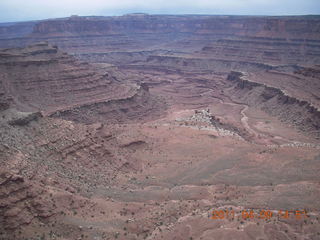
[31,15,320,39]
[227,71,320,138]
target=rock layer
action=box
[0,42,166,122]
[1,15,320,66]
[31,15,320,39]
[0,170,55,232]
[227,71,320,138]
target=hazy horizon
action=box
[0,0,320,23]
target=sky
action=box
[0,0,319,22]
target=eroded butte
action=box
[0,15,320,240]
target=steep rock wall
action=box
[32,15,320,39]
[227,71,320,138]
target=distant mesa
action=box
[124,13,149,16]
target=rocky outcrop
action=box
[8,112,42,126]
[0,170,56,233]
[227,71,320,138]
[294,65,320,78]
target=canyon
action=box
[0,14,320,240]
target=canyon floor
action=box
[0,15,320,240]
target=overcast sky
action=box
[0,0,319,22]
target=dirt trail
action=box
[222,100,258,137]
[201,89,259,137]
